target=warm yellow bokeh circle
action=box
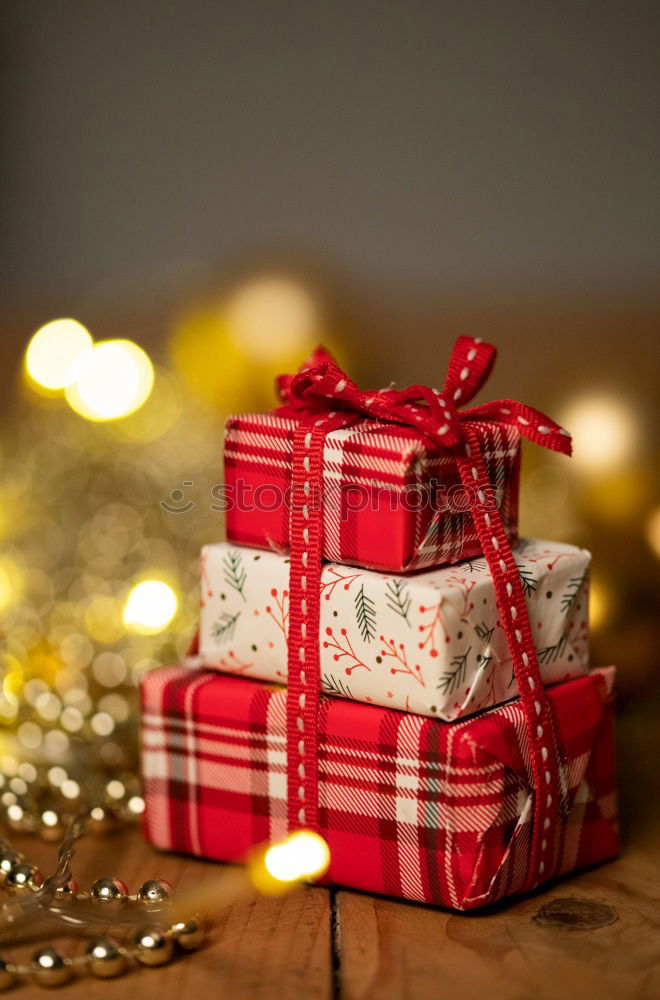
[170,275,344,411]
[25,319,93,393]
[65,340,154,420]
[123,580,178,634]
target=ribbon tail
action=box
[462,400,572,456]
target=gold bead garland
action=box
[0,919,204,989]
[0,828,205,988]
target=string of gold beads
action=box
[0,840,205,988]
[0,853,177,911]
[0,918,204,988]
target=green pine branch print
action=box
[474,622,495,644]
[385,579,411,625]
[354,584,377,643]
[465,557,488,573]
[321,674,354,699]
[516,563,537,598]
[537,636,568,665]
[212,610,241,643]
[561,574,587,613]
[222,549,247,601]
[476,652,492,672]
[438,647,471,696]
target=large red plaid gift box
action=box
[199,538,591,720]
[223,338,571,573]
[140,665,618,910]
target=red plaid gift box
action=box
[224,338,571,572]
[224,413,520,572]
[141,665,618,910]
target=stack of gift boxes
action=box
[141,339,618,910]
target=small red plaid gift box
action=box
[224,412,521,572]
[140,665,618,910]
[223,338,571,573]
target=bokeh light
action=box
[84,596,125,643]
[589,577,611,632]
[107,366,183,443]
[25,319,92,392]
[170,273,332,411]
[560,394,638,473]
[223,276,322,361]
[0,557,22,613]
[65,340,154,420]
[645,506,660,560]
[263,831,331,882]
[123,580,178,633]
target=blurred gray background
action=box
[1,0,658,304]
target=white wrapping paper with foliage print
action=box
[198,538,590,721]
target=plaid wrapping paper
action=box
[224,413,520,572]
[140,665,618,910]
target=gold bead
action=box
[0,956,14,991]
[137,878,174,911]
[6,863,43,894]
[89,876,127,911]
[0,850,24,885]
[171,917,205,952]
[134,927,174,967]
[54,878,79,902]
[31,948,71,987]
[86,937,126,978]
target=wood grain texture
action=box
[332,691,660,1000]
[5,830,333,1000]
[7,832,659,1000]
[335,845,660,1000]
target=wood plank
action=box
[335,845,660,1000]
[3,828,333,1000]
[4,699,657,997]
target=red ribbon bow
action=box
[277,336,571,457]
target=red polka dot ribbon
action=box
[283,337,572,890]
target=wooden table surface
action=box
[5,696,660,1000]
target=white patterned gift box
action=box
[198,538,590,721]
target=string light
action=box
[261,831,331,885]
[123,581,178,633]
[65,340,154,421]
[169,830,331,923]
[25,319,92,393]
